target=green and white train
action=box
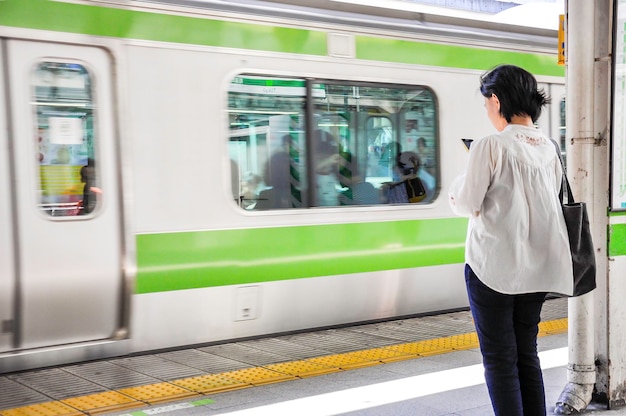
[0,0,565,372]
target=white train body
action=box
[0,0,565,372]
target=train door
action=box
[537,82,566,146]
[549,83,567,149]
[5,40,124,350]
[0,41,16,353]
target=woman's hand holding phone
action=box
[462,138,474,151]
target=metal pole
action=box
[555,0,598,413]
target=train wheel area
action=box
[0,297,585,416]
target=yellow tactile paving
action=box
[306,351,380,370]
[450,333,480,351]
[0,401,83,416]
[219,367,298,386]
[539,318,568,335]
[353,347,414,362]
[117,382,199,405]
[264,360,341,378]
[61,391,144,415]
[378,350,420,363]
[381,342,427,356]
[171,374,250,394]
[386,336,480,359]
[391,337,456,357]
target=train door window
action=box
[227,75,438,209]
[33,62,98,216]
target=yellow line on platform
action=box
[0,318,568,416]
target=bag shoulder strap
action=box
[550,139,576,205]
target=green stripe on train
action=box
[135,218,468,293]
[356,37,564,77]
[0,0,327,55]
[0,0,564,76]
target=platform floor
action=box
[1,297,623,415]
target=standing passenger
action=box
[79,158,97,214]
[262,134,293,209]
[313,129,344,206]
[417,136,436,176]
[448,64,573,416]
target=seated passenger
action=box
[240,172,262,209]
[385,142,428,204]
[417,160,436,201]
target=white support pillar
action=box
[555,0,598,413]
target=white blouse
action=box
[449,124,573,295]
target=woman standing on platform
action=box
[448,64,573,416]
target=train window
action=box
[227,75,437,209]
[228,76,306,209]
[33,62,98,217]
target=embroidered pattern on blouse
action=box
[514,132,545,146]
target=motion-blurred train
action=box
[0,0,565,372]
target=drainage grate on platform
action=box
[236,338,330,361]
[0,377,50,411]
[278,333,361,354]
[110,355,203,381]
[198,343,290,366]
[0,400,83,416]
[63,361,159,390]
[7,368,106,401]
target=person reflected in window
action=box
[411,138,436,201]
[385,142,426,204]
[404,111,420,145]
[313,129,345,206]
[240,172,262,209]
[231,159,241,205]
[448,64,573,416]
[262,134,294,209]
[417,137,436,176]
[79,158,98,214]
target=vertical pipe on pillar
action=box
[555,0,597,413]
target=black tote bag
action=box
[552,140,596,296]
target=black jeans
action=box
[465,264,547,416]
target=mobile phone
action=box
[461,138,474,150]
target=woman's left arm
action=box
[448,138,493,217]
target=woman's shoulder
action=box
[472,134,500,152]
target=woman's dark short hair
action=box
[479,64,550,123]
